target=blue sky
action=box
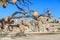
[0,0,60,19]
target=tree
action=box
[0,0,32,11]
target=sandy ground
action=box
[0,34,60,40]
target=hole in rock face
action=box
[47,19,49,21]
